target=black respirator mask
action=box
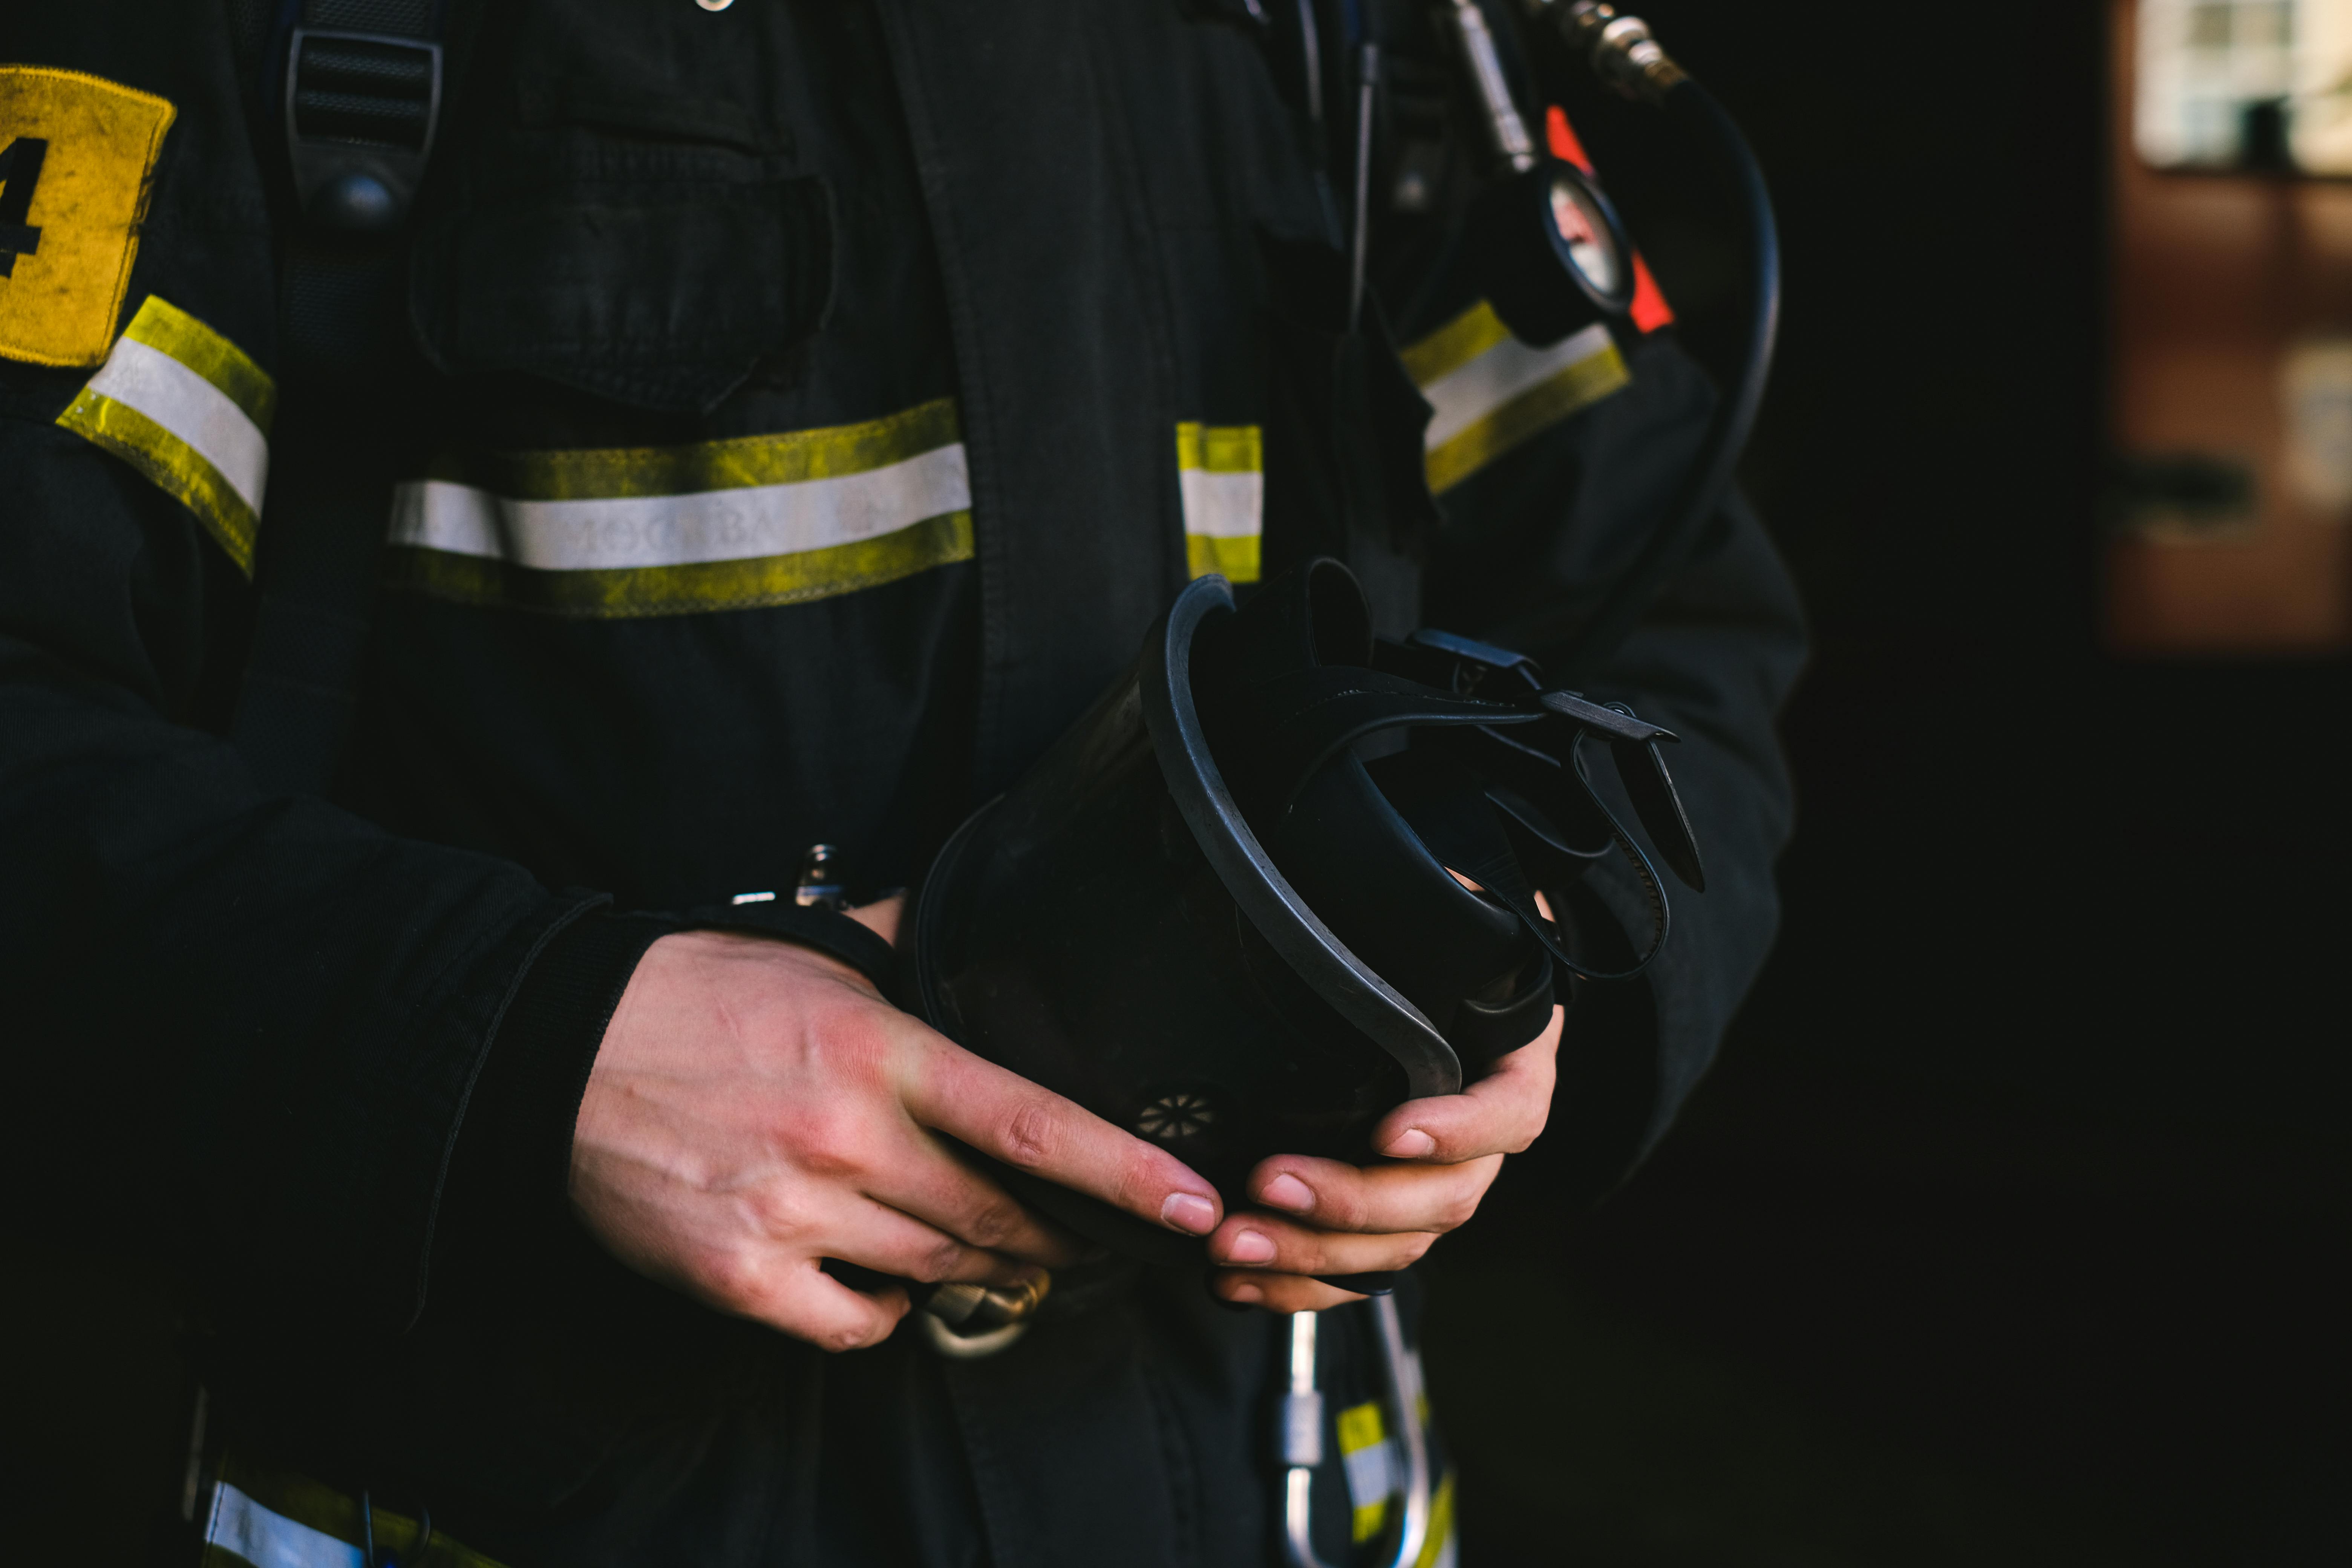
[903,557,1702,1266]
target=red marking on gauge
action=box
[1546,106,1676,334]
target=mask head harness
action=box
[905,559,1701,1264]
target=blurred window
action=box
[2136,0,2352,172]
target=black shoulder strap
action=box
[231,0,460,794]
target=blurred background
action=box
[7,2,2346,1564]
[1431,1,2351,1563]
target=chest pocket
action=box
[409,133,832,416]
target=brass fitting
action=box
[925,1271,1052,1331]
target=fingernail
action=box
[1261,1173,1315,1214]
[1224,1230,1277,1265]
[1383,1129,1436,1159]
[1229,1282,1263,1305]
[1162,1192,1217,1234]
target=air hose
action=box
[1522,2,1783,675]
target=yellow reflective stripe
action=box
[1406,302,1632,494]
[121,294,275,431]
[387,510,974,618]
[57,383,260,573]
[1423,343,1627,494]
[1416,1471,1458,1568]
[204,1452,510,1568]
[1185,532,1260,582]
[55,295,273,574]
[1335,1399,1386,1455]
[390,400,975,616]
[1336,1398,1392,1542]
[1176,420,1263,583]
[1398,300,1514,387]
[438,397,960,501]
[1176,420,1263,475]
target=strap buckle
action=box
[283,28,444,231]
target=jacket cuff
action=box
[438,909,678,1256]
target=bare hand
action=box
[1202,1003,1563,1312]
[569,899,1225,1351]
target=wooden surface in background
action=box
[2107,0,2352,652]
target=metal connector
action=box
[1450,0,1537,171]
[918,1271,1052,1360]
[926,1272,1051,1331]
[794,843,846,910]
[1545,2,1689,105]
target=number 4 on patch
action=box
[0,136,47,276]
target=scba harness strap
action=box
[231,0,461,796]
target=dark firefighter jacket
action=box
[0,1,1805,1565]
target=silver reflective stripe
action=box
[390,443,971,571]
[1343,1436,1396,1511]
[205,1481,364,1568]
[81,334,270,513]
[1178,467,1264,540]
[1419,320,1616,452]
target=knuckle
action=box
[741,1181,824,1249]
[813,1007,896,1078]
[695,1247,769,1314]
[1435,1190,1481,1231]
[912,1236,968,1284]
[961,1196,1025,1250]
[1394,1232,1438,1265]
[1121,1143,1179,1210]
[998,1096,1062,1170]
[1312,1182,1365,1230]
[818,1318,880,1354]
[779,1106,871,1179]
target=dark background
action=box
[8,3,2346,1564]
[1428,2,2350,1564]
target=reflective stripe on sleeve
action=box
[385,398,976,617]
[202,1454,510,1568]
[1402,301,1629,495]
[55,294,274,574]
[204,1482,363,1568]
[1176,420,1263,583]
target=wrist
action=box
[443,910,679,1248]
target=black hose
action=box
[1553,77,1780,675]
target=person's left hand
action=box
[1204,1003,1562,1311]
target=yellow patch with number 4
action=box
[0,66,176,368]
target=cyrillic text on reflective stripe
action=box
[55,294,274,574]
[204,1482,362,1568]
[1405,302,1630,495]
[386,400,976,618]
[1177,420,1263,583]
[394,445,970,569]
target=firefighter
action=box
[0,2,1802,1563]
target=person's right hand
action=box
[568,903,1225,1351]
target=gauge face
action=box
[1547,173,1623,298]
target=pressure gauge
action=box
[1472,157,1638,346]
